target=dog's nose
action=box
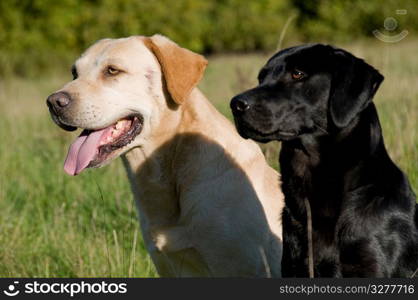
[231,96,250,112]
[47,91,72,111]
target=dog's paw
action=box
[151,226,191,253]
[153,232,168,252]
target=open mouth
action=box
[64,115,143,176]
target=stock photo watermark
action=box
[373,9,409,43]
[3,281,20,297]
[2,280,127,297]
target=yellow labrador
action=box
[46,35,284,277]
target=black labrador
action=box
[230,44,418,277]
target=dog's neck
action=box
[122,88,257,227]
[290,104,385,170]
[281,104,390,217]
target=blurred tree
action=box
[0,0,417,76]
[292,0,417,42]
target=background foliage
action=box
[1,40,418,276]
[0,0,417,277]
[1,0,417,76]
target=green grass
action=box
[0,39,417,277]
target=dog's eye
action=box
[291,70,305,80]
[106,66,120,76]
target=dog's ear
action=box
[329,50,384,128]
[143,34,208,105]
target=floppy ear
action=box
[143,34,208,105]
[329,50,384,128]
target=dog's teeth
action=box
[116,121,124,130]
[111,128,123,140]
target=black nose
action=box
[47,91,72,111]
[230,96,250,113]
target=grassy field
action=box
[0,39,417,277]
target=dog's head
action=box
[230,44,383,142]
[47,35,207,175]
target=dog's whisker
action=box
[314,123,328,134]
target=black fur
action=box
[230,44,418,277]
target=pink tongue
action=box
[64,127,113,176]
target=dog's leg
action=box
[282,207,310,277]
[153,226,192,253]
